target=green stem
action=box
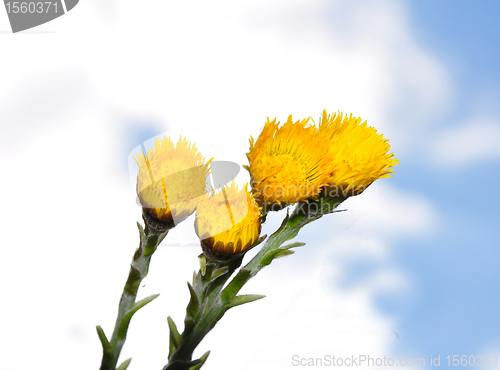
[98,211,170,370]
[164,257,242,369]
[163,199,342,370]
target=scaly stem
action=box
[97,211,170,370]
[163,199,344,370]
[164,257,242,369]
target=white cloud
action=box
[129,244,408,370]
[431,119,500,167]
[340,182,439,238]
[2,0,451,157]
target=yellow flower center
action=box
[257,153,309,202]
[246,116,331,205]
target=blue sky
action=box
[408,0,500,109]
[342,0,500,362]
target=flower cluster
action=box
[246,110,399,207]
[135,137,263,260]
[101,109,400,370]
[135,110,398,259]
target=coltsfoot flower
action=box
[245,116,332,208]
[316,110,399,197]
[195,182,262,261]
[135,136,211,226]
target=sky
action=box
[0,1,499,369]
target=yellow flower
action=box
[135,136,211,224]
[316,110,399,196]
[195,182,262,259]
[245,116,332,206]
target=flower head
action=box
[195,182,262,260]
[316,110,399,196]
[135,136,211,224]
[245,116,331,207]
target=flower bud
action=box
[135,136,211,230]
[195,182,263,261]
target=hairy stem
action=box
[163,199,342,370]
[98,211,170,370]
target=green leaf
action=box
[164,359,202,370]
[259,242,304,267]
[132,245,143,261]
[190,351,210,370]
[167,316,181,359]
[227,294,266,309]
[260,249,282,267]
[144,234,160,257]
[198,254,207,276]
[137,222,145,241]
[158,230,169,244]
[210,266,229,282]
[124,265,141,296]
[186,283,199,319]
[281,242,306,250]
[303,214,323,226]
[117,294,160,341]
[220,268,251,303]
[286,230,300,241]
[184,317,195,334]
[96,325,112,356]
[200,264,215,284]
[117,358,132,370]
[273,250,294,259]
[315,194,346,215]
[275,212,290,233]
[287,212,306,228]
[202,297,210,315]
